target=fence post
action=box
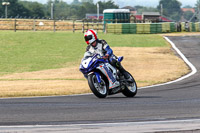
[33,19,36,31]
[87,19,89,31]
[73,20,75,33]
[92,19,94,29]
[14,19,16,32]
[97,19,99,32]
[105,21,107,34]
[82,19,85,33]
[53,19,56,32]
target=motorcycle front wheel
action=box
[88,73,108,98]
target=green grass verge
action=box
[102,34,168,47]
[0,31,168,75]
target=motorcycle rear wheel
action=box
[88,73,108,98]
[122,72,137,97]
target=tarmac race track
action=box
[0,36,200,132]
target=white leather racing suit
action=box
[80,39,130,79]
[82,39,113,61]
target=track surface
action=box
[0,36,200,126]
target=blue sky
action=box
[23,0,198,7]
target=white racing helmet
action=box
[84,29,98,45]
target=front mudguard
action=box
[88,72,101,83]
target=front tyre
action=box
[122,72,137,97]
[88,73,108,98]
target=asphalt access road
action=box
[0,36,200,126]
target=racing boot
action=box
[115,62,133,82]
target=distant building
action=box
[133,14,173,23]
[159,16,173,22]
[121,6,137,14]
[181,8,195,13]
[142,12,160,23]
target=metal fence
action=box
[1,19,199,34]
[0,19,104,32]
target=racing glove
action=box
[102,54,109,60]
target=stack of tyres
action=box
[130,24,137,34]
[106,24,116,33]
[181,22,185,32]
[122,23,137,34]
[189,23,192,32]
[199,23,200,32]
[199,22,200,32]
[122,23,130,34]
[136,24,144,34]
[115,24,122,34]
[137,24,151,34]
[196,22,200,32]
[170,23,176,32]
[156,23,162,33]
[162,23,170,33]
[192,23,196,32]
[150,23,157,34]
[107,22,178,34]
[143,24,150,34]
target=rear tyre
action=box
[122,72,137,97]
[88,73,108,98]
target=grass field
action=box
[0,31,190,98]
[0,31,168,75]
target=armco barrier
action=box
[106,22,200,34]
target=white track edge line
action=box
[1,118,200,128]
[139,36,197,89]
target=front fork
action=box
[90,72,105,88]
[94,72,101,83]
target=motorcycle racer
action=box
[80,29,131,81]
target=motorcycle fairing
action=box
[96,63,120,89]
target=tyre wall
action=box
[106,22,200,34]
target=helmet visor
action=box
[84,35,93,42]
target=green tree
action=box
[195,0,200,21]
[0,0,23,18]
[195,0,200,7]
[71,0,81,5]
[20,1,45,18]
[0,0,4,17]
[0,0,119,19]
[183,5,193,8]
[183,11,194,21]
[157,0,182,21]
[4,0,30,18]
[98,0,119,13]
[81,0,93,4]
[44,0,70,19]
[135,6,158,14]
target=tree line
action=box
[0,0,119,19]
[0,0,199,21]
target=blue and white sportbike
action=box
[80,54,137,98]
